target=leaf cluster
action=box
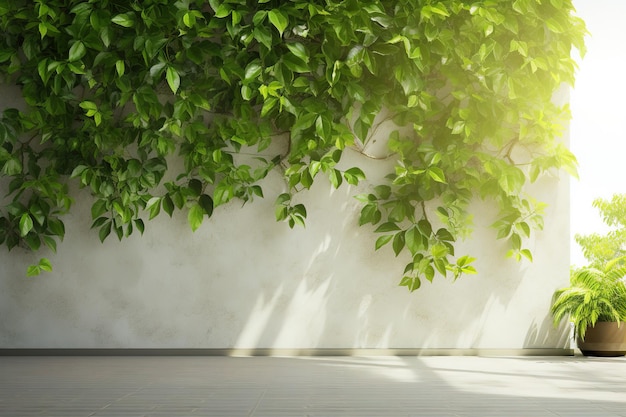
[575,194,626,266]
[0,0,585,286]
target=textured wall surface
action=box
[0,83,572,350]
[0,156,571,350]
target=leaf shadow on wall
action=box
[225,168,564,351]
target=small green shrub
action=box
[551,260,626,339]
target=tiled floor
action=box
[1,355,625,416]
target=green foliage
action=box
[26,257,53,276]
[552,196,626,338]
[0,0,585,288]
[575,194,626,266]
[551,259,626,340]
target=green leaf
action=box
[516,221,531,238]
[405,226,421,255]
[408,276,421,291]
[315,115,332,140]
[91,217,108,229]
[286,42,309,63]
[253,10,268,26]
[114,225,124,241]
[434,258,447,276]
[499,171,525,194]
[38,22,47,39]
[399,276,412,287]
[183,11,197,28]
[188,179,202,196]
[162,195,175,217]
[282,53,308,73]
[421,4,450,19]
[2,158,21,175]
[331,149,342,163]
[388,203,407,223]
[276,193,291,205]
[375,234,393,250]
[300,170,313,188]
[19,213,33,237]
[146,197,161,220]
[428,167,446,183]
[343,167,366,186]
[511,232,522,250]
[261,97,278,117]
[268,9,289,36]
[275,204,288,221]
[38,258,52,272]
[166,66,181,93]
[188,204,204,232]
[436,228,455,242]
[134,219,145,235]
[213,184,233,206]
[48,219,65,238]
[392,231,405,256]
[29,205,45,226]
[68,41,86,62]
[520,249,533,261]
[43,236,57,252]
[111,12,135,27]
[293,204,307,219]
[244,61,263,82]
[251,185,264,198]
[214,4,231,18]
[253,26,273,49]
[461,265,477,275]
[26,265,40,277]
[22,233,40,250]
[417,220,432,237]
[79,101,97,113]
[99,222,112,243]
[457,255,476,267]
[241,84,252,98]
[359,204,378,226]
[91,199,107,219]
[424,265,435,282]
[329,169,342,188]
[199,194,214,217]
[115,60,125,77]
[375,185,391,200]
[375,222,400,233]
[431,242,449,258]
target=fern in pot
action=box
[552,195,626,356]
[551,260,626,356]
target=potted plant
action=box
[551,195,626,356]
[551,259,626,356]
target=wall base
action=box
[0,348,574,356]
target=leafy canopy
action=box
[0,0,585,288]
[575,194,626,267]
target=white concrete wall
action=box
[0,133,571,350]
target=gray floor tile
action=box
[1,356,626,417]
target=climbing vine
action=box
[0,0,585,288]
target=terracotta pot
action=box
[577,321,626,357]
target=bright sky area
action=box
[569,0,626,266]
